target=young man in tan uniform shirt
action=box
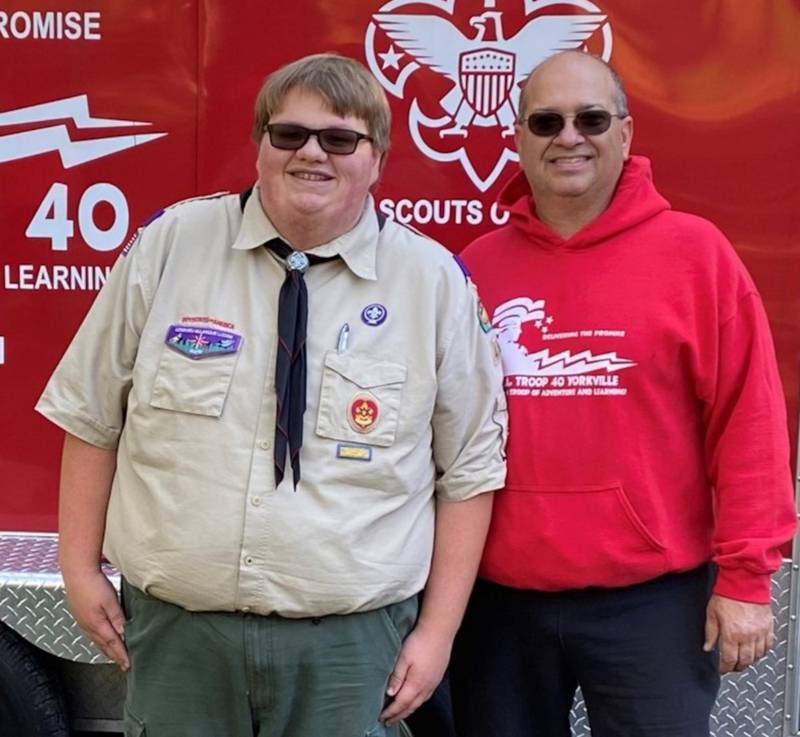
[37,54,506,737]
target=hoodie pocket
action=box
[482,483,669,590]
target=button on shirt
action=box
[36,189,507,617]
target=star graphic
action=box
[534,320,543,329]
[546,316,554,324]
[379,44,404,70]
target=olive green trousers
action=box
[121,580,417,737]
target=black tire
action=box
[0,623,69,737]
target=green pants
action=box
[121,580,417,737]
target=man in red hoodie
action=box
[449,50,796,737]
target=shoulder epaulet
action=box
[121,191,231,256]
[163,191,231,213]
[384,217,434,243]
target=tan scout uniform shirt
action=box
[37,189,507,617]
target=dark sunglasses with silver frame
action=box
[265,123,373,155]
[522,110,626,137]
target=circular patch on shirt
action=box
[348,393,380,433]
[361,303,387,326]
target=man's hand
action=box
[379,625,451,726]
[704,594,774,673]
[64,569,129,671]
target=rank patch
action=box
[361,303,387,326]
[336,443,373,461]
[348,393,380,433]
[165,325,242,359]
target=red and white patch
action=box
[348,393,380,434]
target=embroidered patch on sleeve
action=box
[466,277,492,333]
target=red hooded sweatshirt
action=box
[462,155,795,603]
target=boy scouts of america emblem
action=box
[349,393,380,433]
[365,0,612,191]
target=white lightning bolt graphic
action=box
[0,95,167,168]
[526,349,636,376]
[0,95,152,128]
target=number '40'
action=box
[26,182,129,252]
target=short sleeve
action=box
[432,262,507,501]
[35,238,153,449]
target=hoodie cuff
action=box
[712,566,772,604]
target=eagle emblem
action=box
[365,0,612,191]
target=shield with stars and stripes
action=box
[458,48,515,117]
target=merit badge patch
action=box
[361,303,387,326]
[165,325,242,360]
[348,393,380,433]
[336,443,373,462]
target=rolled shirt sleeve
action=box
[36,230,154,449]
[433,264,507,502]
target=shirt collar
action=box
[231,186,378,281]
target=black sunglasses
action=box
[265,123,373,155]
[523,110,625,137]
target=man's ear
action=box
[621,116,634,160]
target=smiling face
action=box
[515,53,633,218]
[256,87,382,246]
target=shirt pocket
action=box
[315,351,407,447]
[149,343,240,417]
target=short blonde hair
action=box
[253,53,391,153]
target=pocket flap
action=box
[323,352,407,389]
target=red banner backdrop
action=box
[1,0,798,530]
